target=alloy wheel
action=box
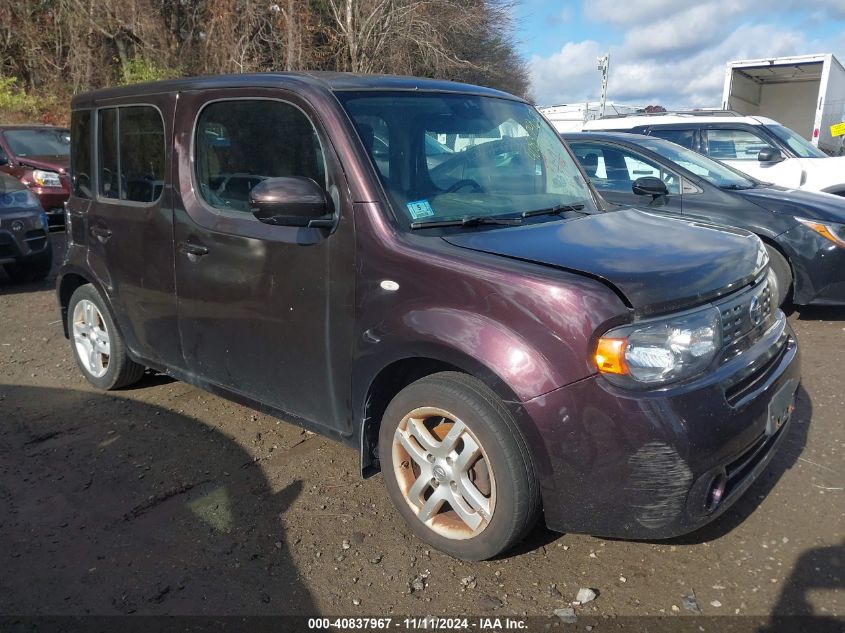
[72,299,111,378]
[392,407,496,539]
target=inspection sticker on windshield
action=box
[407,199,435,219]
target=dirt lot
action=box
[1,233,843,627]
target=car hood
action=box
[15,155,69,173]
[442,207,768,316]
[735,186,845,224]
[801,155,845,190]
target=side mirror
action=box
[632,176,668,198]
[249,177,334,228]
[757,148,784,163]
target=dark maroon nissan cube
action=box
[57,73,800,560]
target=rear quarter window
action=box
[649,128,696,150]
[71,110,93,199]
[97,105,166,204]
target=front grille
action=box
[23,229,48,252]
[725,338,789,406]
[717,274,776,363]
[723,421,787,500]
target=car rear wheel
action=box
[765,245,792,306]
[379,372,539,560]
[67,284,145,390]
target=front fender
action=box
[356,305,576,407]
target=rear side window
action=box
[98,106,166,203]
[71,110,93,199]
[570,142,680,195]
[194,100,326,213]
[705,128,774,161]
[649,128,695,150]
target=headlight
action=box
[31,169,62,188]
[0,189,42,211]
[795,217,845,248]
[595,306,722,387]
[765,265,779,304]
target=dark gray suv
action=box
[0,172,52,282]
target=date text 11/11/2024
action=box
[307,617,528,630]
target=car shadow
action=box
[0,384,314,616]
[0,268,57,296]
[0,232,64,296]
[792,305,845,321]
[762,540,845,632]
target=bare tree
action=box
[0,0,531,122]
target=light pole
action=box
[597,53,610,117]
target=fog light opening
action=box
[706,472,727,512]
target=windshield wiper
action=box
[521,203,586,218]
[719,184,754,190]
[410,215,523,230]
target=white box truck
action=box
[722,54,845,155]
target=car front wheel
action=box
[765,245,792,306]
[379,372,539,560]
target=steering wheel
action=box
[446,179,484,193]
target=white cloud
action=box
[530,40,604,106]
[529,1,841,108]
[585,0,681,25]
[621,3,747,58]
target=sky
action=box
[516,0,845,108]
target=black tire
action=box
[67,284,146,390]
[379,371,540,560]
[765,244,792,306]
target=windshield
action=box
[337,92,595,226]
[636,137,757,189]
[766,124,827,158]
[4,128,70,157]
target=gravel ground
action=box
[0,233,842,626]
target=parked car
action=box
[58,73,799,560]
[582,111,845,196]
[0,172,52,281]
[0,125,71,227]
[566,132,845,307]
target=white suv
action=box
[582,112,845,196]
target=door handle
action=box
[178,242,209,260]
[90,226,112,243]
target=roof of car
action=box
[563,131,661,143]
[71,72,523,107]
[582,113,779,129]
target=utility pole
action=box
[597,53,610,117]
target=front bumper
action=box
[30,187,68,227]
[523,314,800,539]
[0,214,51,265]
